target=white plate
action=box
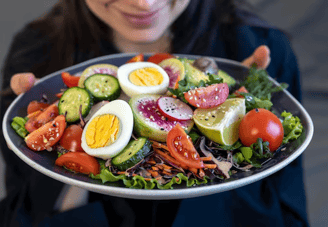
[2,53,314,200]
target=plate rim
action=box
[2,53,314,200]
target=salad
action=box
[10,53,304,189]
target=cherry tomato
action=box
[27,101,50,115]
[25,104,59,133]
[233,86,249,98]
[126,54,144,63]
[60,125,84,152]
[61,72,80,88]
[167,124,204,169]
[184,83,229,109]
[55,152,100,175]
[25,115,66,151]
[147,53,175,64]
[239,108,284,152]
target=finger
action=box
[10,73,37,95]
[242,45,271,69]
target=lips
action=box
[121,10,160,26]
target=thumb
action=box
[10,73,37,95]
[242,45,271,69]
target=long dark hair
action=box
[29,0,240,77]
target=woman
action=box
[0,0,308,226]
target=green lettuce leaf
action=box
[281,111,303,144]
[236,92,273,112]
[242,65,288,100]
[90,161,208,189]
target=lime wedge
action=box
[193,98,245,145]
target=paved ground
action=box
[1,1,327,226]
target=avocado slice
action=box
[218,70,236,87]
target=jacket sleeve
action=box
[0,26,64,227]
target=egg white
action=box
[117,62,169,97]
[81,100,133,160]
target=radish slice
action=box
[157,97,193,121]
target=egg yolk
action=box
[129,67,163,86]
[86,114,120,148]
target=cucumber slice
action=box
[112,137,151,171]
[84,74,121,102]
[58,87,93,123]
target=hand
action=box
[242,45,271,69]
[10,73,37,95]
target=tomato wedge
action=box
[126,54,144,63]
[59,125,84,152]
[184,83,229,109]
[25,115,66,151]
[147,53,175,64]
[25,104,59,133]
[55,152,100,175]
[166,124,204,169]
[233,86,249,98]
[61,72,80,88]
[27,101,50,115]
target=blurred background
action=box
[0,1,327,226]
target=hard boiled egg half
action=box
[117,62,169,97]
[81,100,133,160]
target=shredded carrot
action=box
[155,164,164,170]
[117,171,127,175]
[146,160,157,165]
[199,169,205,178]
[154,149,188,169]
[162,164,172,170]
[162,170,173,176]
[151,141,169,151]
[204,164,217,169]
[200,156,212,161]
[151,166,159,171]
[148,170,159,178]
[188,167,198,175]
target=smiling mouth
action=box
[121,10,160,26]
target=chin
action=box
[122,27,168,44]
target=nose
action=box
[131,0,157,10]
